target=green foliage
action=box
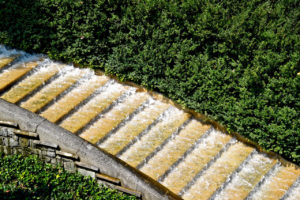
[0,0,299,164]
[0,153,136,200]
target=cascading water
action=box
[248,163,300,200]
[81,91,149,144]
[0,45,21,59]
[0,45,299,200]
[214,153,277,200]
[285,178,300,200]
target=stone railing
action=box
[0,99,181,200]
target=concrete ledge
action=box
[0,120,18,128]
[114,185,142,198]
[96,173,121,185]
[0,99,182,200]
[13,129,39,139]
[56,150,79,160]
[75,161,99,172]
[33,140,59,149]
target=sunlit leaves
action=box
[0,0,299,164]
[0,154,136,200]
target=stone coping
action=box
[0,98,181,200]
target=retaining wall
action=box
[0,98,181,200]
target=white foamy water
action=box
[118,106,189,166]
[92,88,137,120]
[0,45,23,58]
[161,129,234,195]
[67,73,108,96]
[214,153,275,200]
[64,81,120,118]
[164,128,228,178]
[245,161,300,200]
[285,178,300,200]
[106,95,153,130]
[118,99,164,127]
[99,98,168,155]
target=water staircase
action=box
[0,46,299,200]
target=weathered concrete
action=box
[0,98,181,200]
[0,99,45,132]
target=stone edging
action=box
[0,99,181,200]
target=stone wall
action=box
[0,99,181,200]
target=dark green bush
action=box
[0,153,137,200]
[0,0,299,164]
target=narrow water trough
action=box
[0,45,299,200]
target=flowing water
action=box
[0,45,299,199]
[284,177,300,200]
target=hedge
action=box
[0,0,299,164]
[0,153,137,200]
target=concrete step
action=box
[98,101,170,155]
[119,108,190,167]
[20,68,85,112]
[1,63,65,104]
[80,92,149,144]
[40,76,109,123]
[161,129,232,195]
[284,177,300,200]
[181,142,254,200]
[0,56,17,69]
[59,82,128,133]
[0,60,41,93]
[214,153,277,200]
[140,119,211,180]
[250,165,300,200]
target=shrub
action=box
[0,153,137,200]
[0,0,299,164]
